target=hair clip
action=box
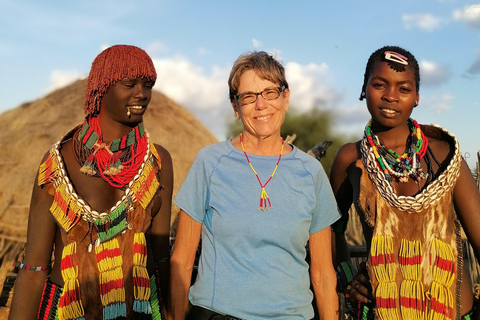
[384,51,408,66]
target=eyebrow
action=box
[371,76,415,86]
[238,86,278,94]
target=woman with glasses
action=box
[169,51,340,320]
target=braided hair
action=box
[359,45,420,101]
[84,45,157,117]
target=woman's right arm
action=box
[329,143,356,265]
[330,144,373,306]
[168,210,202,320]
[9,168,57,320]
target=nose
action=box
[134,84,150,100]
[254,94,268,110]
[382,87,398,103]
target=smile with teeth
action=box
[255,114,272,121]
[128,105,143,110]
[381,108,396,114]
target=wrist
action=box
[335,261,357,293]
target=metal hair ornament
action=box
[385,51,408,66]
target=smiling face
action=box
[99,77,154,126]
[232,69,290,140]
[366,60,419,130]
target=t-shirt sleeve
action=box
[173,148,210,223]
[309,163,341,234]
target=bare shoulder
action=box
[154,143,173,168]
[426,135,451,165]
[58,138,74,159]
[333,142,361,171]
[421,124,456,168]
[153,144,173,190]
[330,142,361,193]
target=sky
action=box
[1,0,480,169]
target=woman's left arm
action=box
[452,159,480,319]
[453,159,480,259]
[151,145,174,307]
[309,227,339,319]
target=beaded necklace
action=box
[73,116,148,189]
[39,134,160,249]
[240,134,284,211]
[365,118,428,189]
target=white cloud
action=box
[402,13,442,31]
[453,4,480,29]
[153,55,229,110]
[420,60,452,87]
[152,55,231,139]
[252,39,262,48]
[423,94,453,113]
[285,61,338,112]
[47,69,84,94]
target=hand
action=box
[347,262,374,304]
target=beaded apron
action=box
[355,124,463,320]
[37,127,163,320]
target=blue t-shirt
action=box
[174,140,340,320]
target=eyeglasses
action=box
[234,86,286,106]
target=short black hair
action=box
[359,45,420,100]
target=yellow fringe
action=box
[430,239,455,287]
[98,267,126,306]
[131,159,159,209]
[58,242,85,320]
[50,182,79,232]
[95,238,126,307]
[133,233,151,301]
[376,282,399,320]
[371,235,396,282]
[399,239,422,280]
[400,279,425,320]
[427,239,455,320]
[37,149,59,186]
[399,239,425,319]
[150,141,160,164]
[371,235,399,320]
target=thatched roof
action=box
[0,79,217,246]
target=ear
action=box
[415,93,420,107]
[231,101,240,119]
[283,88,290,112]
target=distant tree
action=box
[226,108,346,174]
